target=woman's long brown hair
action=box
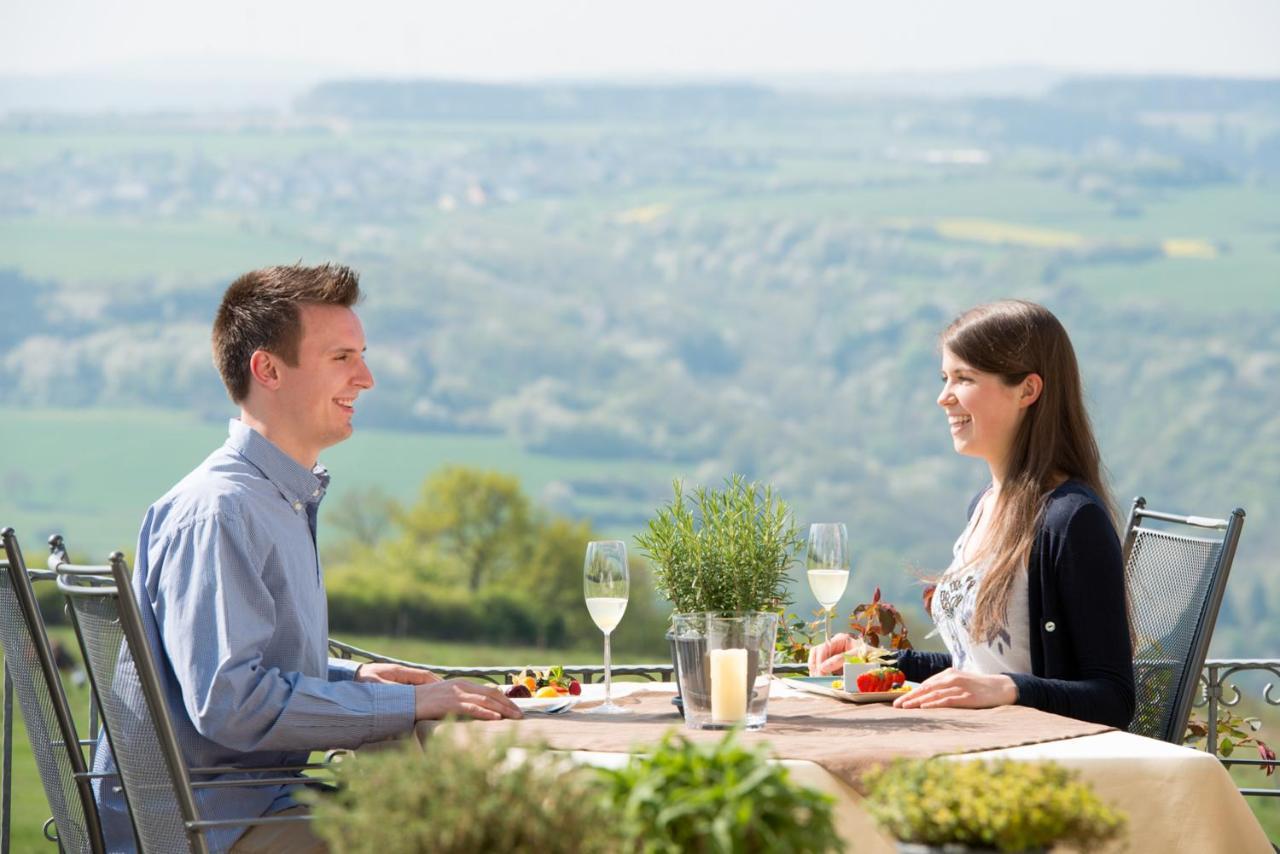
[942,300,1114,643]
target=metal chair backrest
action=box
[0,528,105,853]
[1122,497,1245,744]
[56,552,205,854]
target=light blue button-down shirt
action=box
[94,419,415,853]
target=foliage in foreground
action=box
[863,758,1125,852]
[601,730,839,854]
[310,727,625,854]
[311,726,839,854]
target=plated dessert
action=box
[784,671,915,704]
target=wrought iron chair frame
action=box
[1122,496,1245,745]
[56,553,330,854]
[0,529,106,853]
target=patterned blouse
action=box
[929,491,1033,675]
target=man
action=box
[94,264,520,853]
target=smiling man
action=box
[93,264,520,854]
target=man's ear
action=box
[1019,373,1044,408]
[249,350,282,391]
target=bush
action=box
[601,730,839,854]
[863,758,1125,852]
[311,727,626,854]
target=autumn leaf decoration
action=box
[848,586,913,651]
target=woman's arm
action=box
[1008,501,1136,728]
[894,649,954,683]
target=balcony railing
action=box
[1197,658,1280,797]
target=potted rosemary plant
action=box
[635,475,803,727]
[862,758,1126,853]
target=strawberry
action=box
[857,667,903,692]
[568,679,582,696]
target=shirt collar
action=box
[225,419,330,506]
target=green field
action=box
[0,406,679,560]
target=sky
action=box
[3,0,1279,81]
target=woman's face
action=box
[937,347,1035,470]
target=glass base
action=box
[584,700,629,715]
[684,714,767,731]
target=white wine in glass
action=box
[806,523,849,642]
[584,539,630,714]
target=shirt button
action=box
[292,501,303,511]
[1044,621,1056,632]
[312,489,321,497]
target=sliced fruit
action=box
[535,686,560,698]
[505,683,532,699]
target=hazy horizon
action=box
[5,0,1278,80]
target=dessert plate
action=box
[783,675,916,704]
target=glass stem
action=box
[603,631,613,704]
[825,608,832,643]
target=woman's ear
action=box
[1019,373,1044,408]
[249,349,281,391]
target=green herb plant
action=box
[863,758,1125,852]
[635,475,803,615]
[602,730,839,854]
[309,726,625,854]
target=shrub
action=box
[601,730,839,853]
[863,758,1125,852]
[310,726,625,854]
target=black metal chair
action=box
[0,528,105,853]
[1122,497,1245,744]
[55,551,329,854]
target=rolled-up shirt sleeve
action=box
[150,512,415,753]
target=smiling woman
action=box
[811,300,1136,729]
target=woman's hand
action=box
[808,633,855,676]
[892,667,1017,710]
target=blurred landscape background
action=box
[3,0,1280,843]
[4,68,1278,657]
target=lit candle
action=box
[709,648,748,724]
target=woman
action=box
[809,300,1135,728]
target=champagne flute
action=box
[806,523,849,642]
[584,539,630,714]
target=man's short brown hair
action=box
[212,263,362,402]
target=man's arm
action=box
[151,513,416,753]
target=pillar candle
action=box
[709,647,748,723]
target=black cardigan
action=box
[897,481,1136,728]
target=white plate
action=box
[512,695,578,713]
[783,676,917,704]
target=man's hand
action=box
[414,680,523,721]
[808,633,854,676]
[892,668,1017,710]
[356,662,442,686]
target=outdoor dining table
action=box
[409,681,1273,853]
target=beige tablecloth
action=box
[410,682,1273,853]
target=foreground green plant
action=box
[636,475,803,615]
[309,726,624,854]
[863,758,1125,852]
[601,730,839,853]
